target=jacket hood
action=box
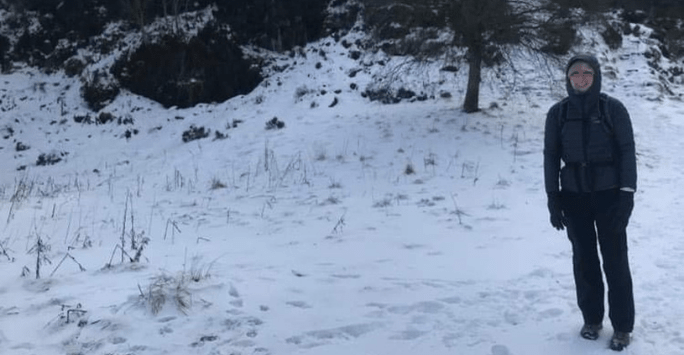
[566,54,601,96]
[565,54,602,118]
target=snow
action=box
[1,23,684,355]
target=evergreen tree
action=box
[444,0,573,112]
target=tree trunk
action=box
[463,46,482,113]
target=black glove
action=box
[612,191,634,233]
[547,191,567,230]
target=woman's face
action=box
[568,62,594,93]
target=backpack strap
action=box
[556,97,585,191]
[559,94,613,133]
[557,97,570,132]
[600,93,614,134]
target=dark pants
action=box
[563,189,635,333]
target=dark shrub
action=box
[73,114,93,124]
[97,112,115,124]
[112,25,262,109]
[64,58,86,77]
[16,142,30,151]
[81,71,120,111]
[182,125,210,143]
[0,34,10,73]
[214,0,327,51]
[539,20,577,55]
[265,117,285,130]
[363,87,400,104]
[601,22,623,50]
[397,88,415,99]
[651,18,684,60]
[37,151,68,166]
[364,2,444,41]
[325,0,361,36]
[622,10,648,24]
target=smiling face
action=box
[568,61,595,93]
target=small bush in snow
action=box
[213,131,228,140]
[97,112,115,124]
[27,236,51,279]
[182,125,210,143]
[320,196,341,206]
[265,117,285,130]
[601,23,623,50]
[488,200,506,210]
[314,150,327,161]
[294,85,309,101]
[404,163,416,175]
[36,152,68,166]
[123,129,139,139]
[2,125,15,139]
[73,114,93,124]
[189,257,215,283]
[496,176,510,188]
[397,88,415,99]
[15,142,30,151]
[328,179,342,189]
[119,115,134,125]
[231,119,244,128]
[373,198,393,208]
[363,87,400,104]
[81,71,120,112]
[210,178,227,190]
[141,273,192,315]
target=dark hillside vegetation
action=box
[0,0,682,111]
[0,0,337,109]
[111,24,262,109]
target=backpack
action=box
[557,93,614,137]
[557,93,618,192]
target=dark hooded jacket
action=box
[544,54,637,193]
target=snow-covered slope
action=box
[0,23,683,355]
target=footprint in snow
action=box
[389,328,428,340]
[439,296,462,304]
[286,301,312,309]
[331,274,361,279]
[286,322,383,348]
[537,308,564,320]
[504,310,522,325]
[386,301,445,315]
[492,344,512,355]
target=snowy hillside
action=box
[1,23,684,355]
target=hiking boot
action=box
[580,323,603,340]
[610,331,630,351]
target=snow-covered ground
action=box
[1,23,683,355]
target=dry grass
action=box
[141,273,192,315]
